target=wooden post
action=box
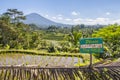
[89,53,92,67]
[89,53,92,80]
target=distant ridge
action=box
[24,13,71,27]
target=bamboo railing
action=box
[0,65,119,80]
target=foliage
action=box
[3,9,26,24]
[64,31,82,47]
[92,24,120,58]
[0,9,42,50]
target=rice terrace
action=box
[0,0,120,80]
[0,50,119,80]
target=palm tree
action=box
[65,30,82,47]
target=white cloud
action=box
[45,15,49,17]
[50,14,120,25]
[65,18,72,21]
[85,19,94,22]
[73,17,110,25]
[113,19,120,24]
[57,14,62,17]
[57,17,63,20]
[53,16,118,25]
[52,17,57,19]
[106,12,110,15]
[96,18,109,22]
[71,11,79,16]
[89,18,109,25]
[73,18,83,22]
[52,15,63,20]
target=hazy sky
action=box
[1,0,120,25]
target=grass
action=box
[0,50,84,58]
[42,32,64,41]
[74,54,101,67]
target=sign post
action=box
[90,53,92,67]
[79,38,103,67]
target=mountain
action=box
[24,13,71,27]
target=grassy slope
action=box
[0,50,83,58]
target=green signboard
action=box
[80,38,103,53]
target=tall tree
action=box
[3,9,26,24]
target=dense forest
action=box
[0,9,120,59]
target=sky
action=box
[1,0,120,25]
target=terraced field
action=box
[0,50,119,80]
